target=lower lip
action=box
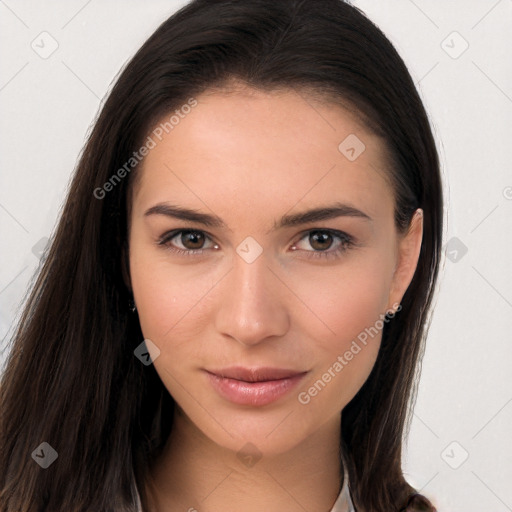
[205,371,307,406]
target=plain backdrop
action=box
[1,1,511,511]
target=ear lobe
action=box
[388,208,423,308]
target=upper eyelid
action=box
[159,228,217,245]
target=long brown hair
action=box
[0,1,442,510]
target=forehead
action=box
[132,87,395,226]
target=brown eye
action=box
[180,230,206,249]
[308,230,334,251]
[158,229,219,257]
[290,229,355,261]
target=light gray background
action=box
[1,1,511,511]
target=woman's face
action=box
[128,86,422,455]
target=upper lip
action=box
[205,366,307,382]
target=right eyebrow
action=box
[144,203,226,228]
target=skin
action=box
[128,84,423,512]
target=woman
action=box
[0,1,442,511]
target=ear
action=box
[387,208,423,309]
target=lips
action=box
[204,366,308,406]
[207,366,305,382]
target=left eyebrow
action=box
[270,202,372,232]
[143,201,372,231]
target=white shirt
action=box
[330,465,356,512]
[132,457,355,512]
[328,452,356,512]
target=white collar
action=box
[329,455,355,512]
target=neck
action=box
[145,406,343,512]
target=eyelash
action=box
[157,228,356,261]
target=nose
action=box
[214,250,289,346]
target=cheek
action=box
[129,231,219,344]
[290,252,394,409]
[129,254,216,402]
[289,250,394,349]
